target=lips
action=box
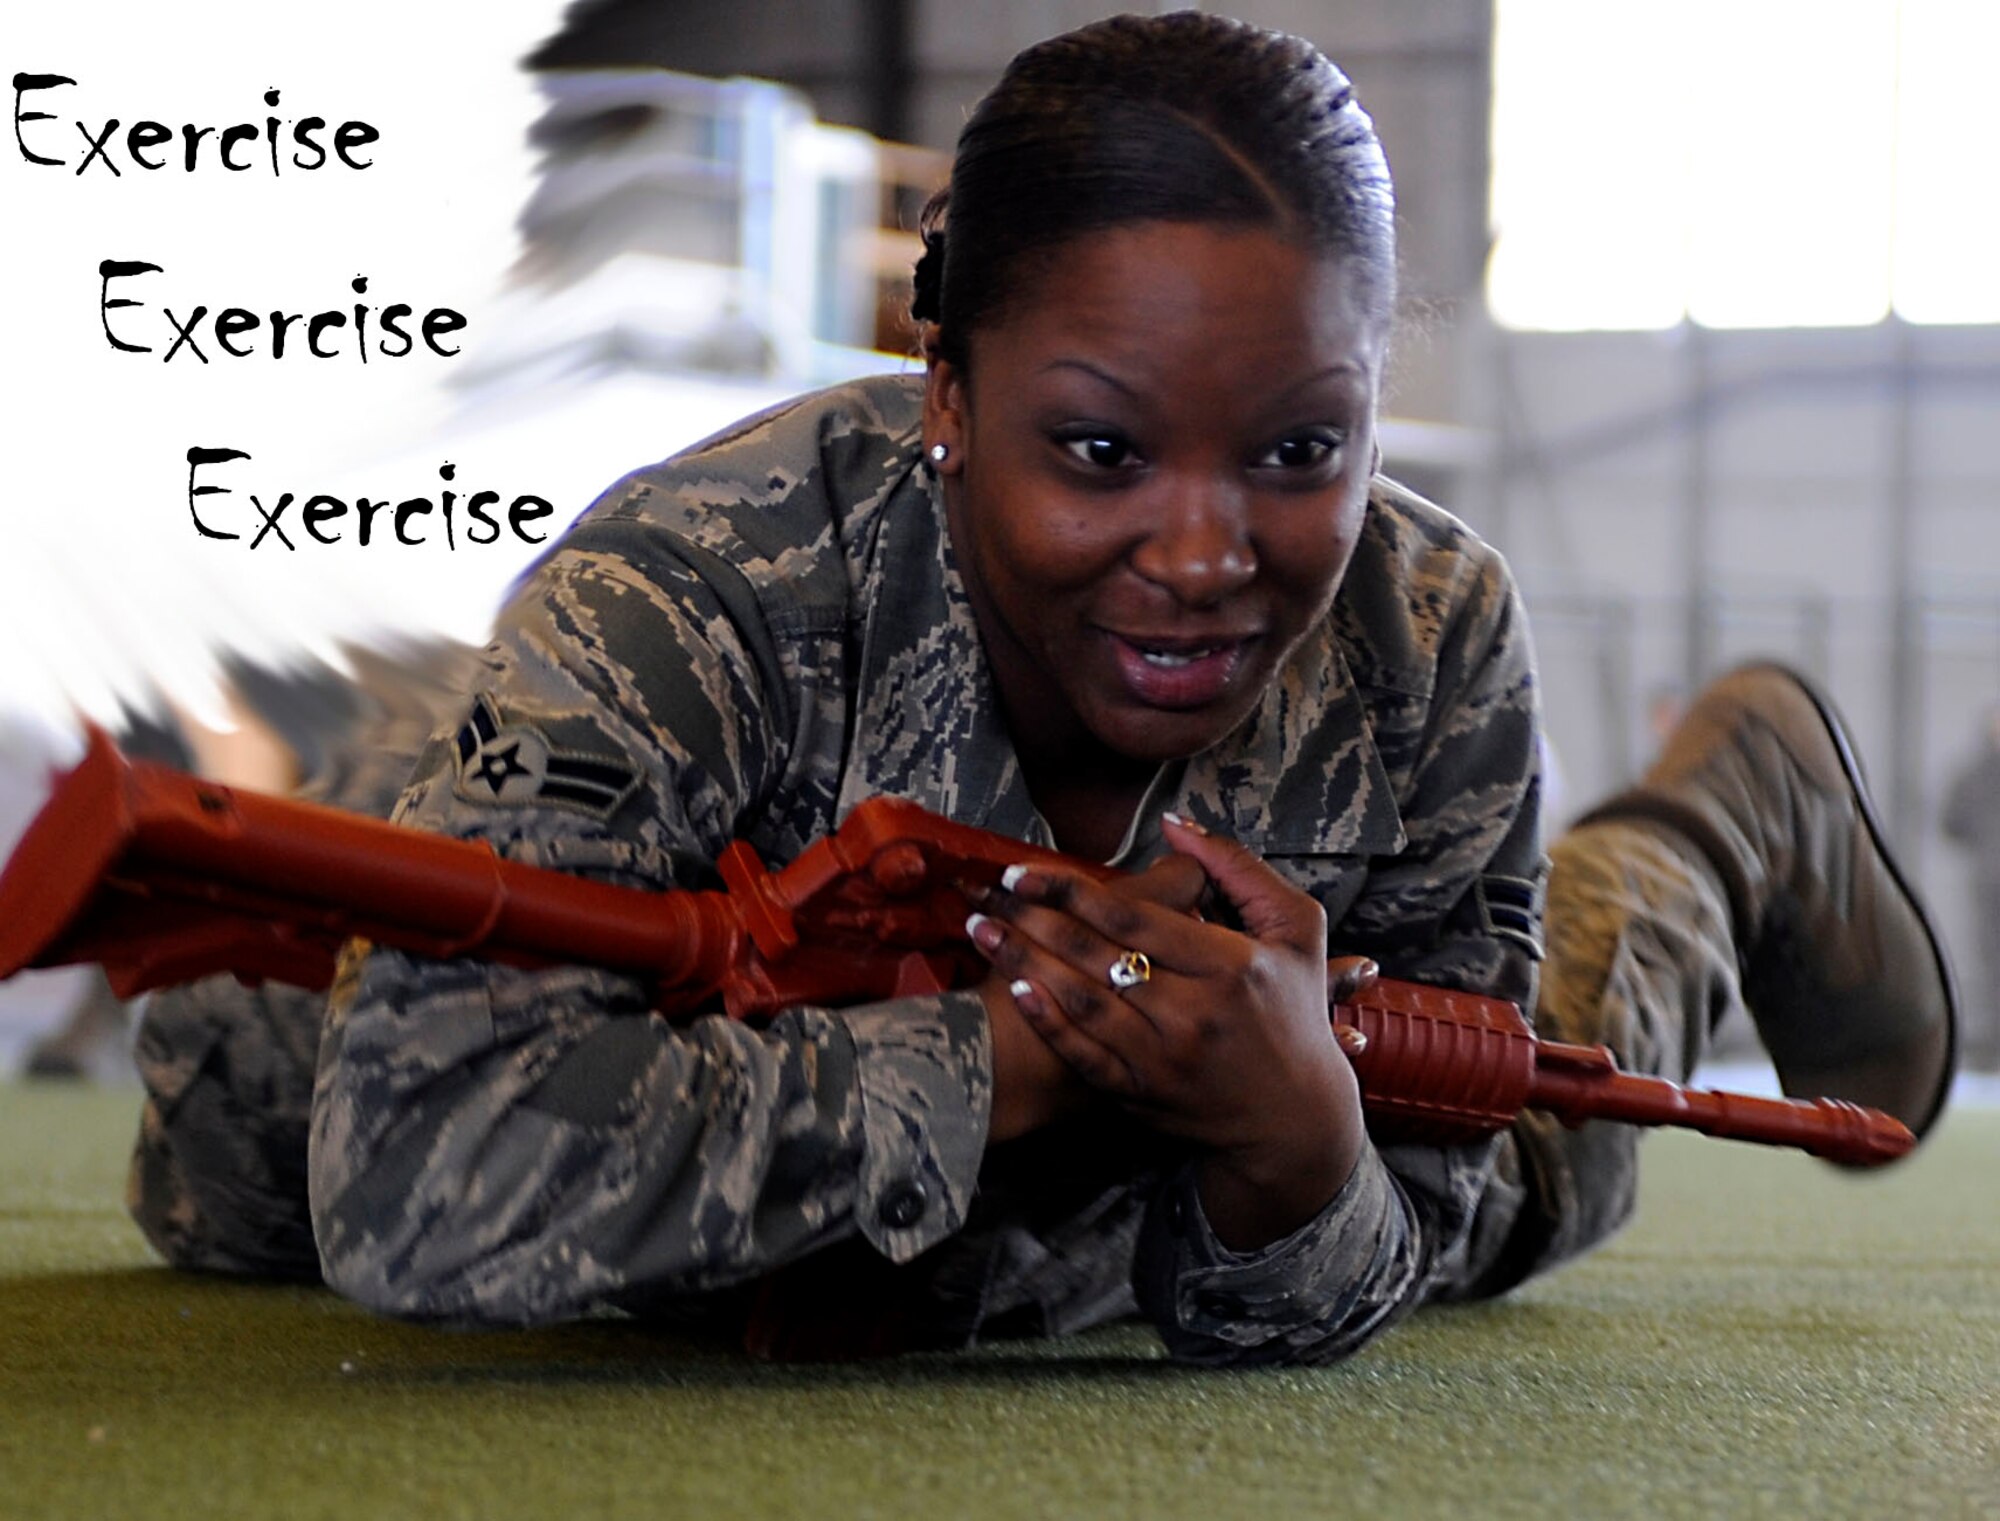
[1105,631,1258,709]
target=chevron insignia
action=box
[1475,870,1546,961]
[451,695,639,819]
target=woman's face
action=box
[925,220,1385,770]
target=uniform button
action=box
[878,1179,928,1230]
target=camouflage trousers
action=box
[127,816,1747,1295]
[1450,816,1744,1296]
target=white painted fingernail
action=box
[1009,979,1032,998]
[1001,864,1028,891]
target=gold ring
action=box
[1107,950,1151,990]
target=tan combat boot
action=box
[1585,664,1957,1144]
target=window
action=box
[1488,0,2000,329]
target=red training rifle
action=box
[0,727,1915,1166]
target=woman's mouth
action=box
[1107,633,1255,709]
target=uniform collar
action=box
[834,453,1040,841]
[1172,633,1407,857]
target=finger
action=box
[982,885,1149,994]
[1005,977,1146,1100]
[996,860,1234,977]
[967,909,1178,1049]
[1326,955,1380,1006]
[1118,853,1210,915]
[998,862,1157,947]
[1161,814,1324,951]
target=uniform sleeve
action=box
[1133,543,1544,1365]
[308,527,995,1326]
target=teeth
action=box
[1140,645,1221,668]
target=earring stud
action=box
[929,443,949,464]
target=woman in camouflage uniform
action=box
[139,12,1957,1364]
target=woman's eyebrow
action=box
[1273,362,1367,401]
[1034,357,1367,408]
[1035,358,1140,399]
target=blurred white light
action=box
[1685,0,1894,329]
[1893,0,2000,324]
[1487,1,1692,330]
[1491,0,1999,331]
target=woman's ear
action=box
[918,320,944,366]
[921,327,968,476]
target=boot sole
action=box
[1743,661,1961,1141]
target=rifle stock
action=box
[0,727,1914,1166]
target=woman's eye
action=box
[1060,433,1138,470]
[1257,433,1342,471]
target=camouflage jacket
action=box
[310,373,1545,1365]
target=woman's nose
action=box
[1128,482,1256,607]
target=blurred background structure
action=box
[5,0,1998,1076]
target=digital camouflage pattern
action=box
[292,372,1570,1365]
[130,975,323,1279]
[127,372,1707,1362]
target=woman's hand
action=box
[976,849,1210,1143]
[966,817,1367,1250]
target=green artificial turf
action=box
[1,1083,1994,1520]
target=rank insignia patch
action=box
[451,695,639,819]
[1475,869,1546,962]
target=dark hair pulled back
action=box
[911,11,1396,369]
